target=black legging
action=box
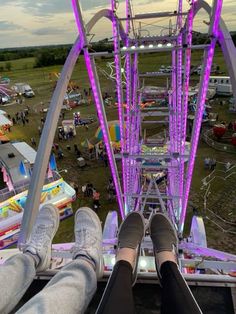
[96,260,202,314]
[160,261,202,314]
[96,260,135,314]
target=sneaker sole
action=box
[75,207,104,279]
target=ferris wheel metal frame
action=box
[16,0,236,279]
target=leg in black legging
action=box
[96,260,135,314]
[160,261,202,314]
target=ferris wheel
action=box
[18,0,236,277]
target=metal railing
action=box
[200,163,236,233]
[202,129,236,154]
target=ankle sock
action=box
[75,254,96,270]
[24,251,40,268]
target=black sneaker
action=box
[150,213,178,284]
[117,211,145,285]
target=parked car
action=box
[12,83,35,98]
[64,92,82,104]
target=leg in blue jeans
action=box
[0,254,97,314]
[17,259,97,314]
[0,254,36,314]
[0,205,102,314]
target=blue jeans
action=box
[0,254,97,314]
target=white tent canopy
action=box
[12,142,37,165]
[0,114,12,126]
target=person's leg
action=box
[0,204,59,314]
[17,259,97,314]
[150,213,202,314]
[160,261,201,314]
[96,212,145,314]
[0,254,36,314]
[96,260,134,314]
[18,207,103,314]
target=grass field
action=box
[0,47,235,252]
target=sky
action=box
[0,0,235,48]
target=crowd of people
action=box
[12,108,30,126]
[81,183,101,212]
[58,126,75,141]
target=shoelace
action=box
[73,229,97,252]
[28,224,53,251]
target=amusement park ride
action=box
[0,0,236,308]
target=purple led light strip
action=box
[125,54,136,210]
[177,40,183,220]
[130,90,141,208]
[176,0,183,153]
[179,2,194,225]
[168,92,176,221]
[129,52,139,196]
[72,0,125,219]
[180,0,223,233]
[175,0,185,222]
[124,0,132,212]
[169,48,179,220]
[111,0,127,214]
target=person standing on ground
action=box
[31,137,36,146]
[93,189,100,213]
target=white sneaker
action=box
[72,207,103,278]
[23,204,60,272]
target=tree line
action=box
[0,33,236,69]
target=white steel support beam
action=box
[19,1,129,245]
[119,11,188,20]
[18,38,83,245]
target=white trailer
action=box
[209,76,232,96]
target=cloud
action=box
[19,0,71,16]
[0,0,15,4]
[1,0,116,16]
[139,0,164,4]
[222,4,236,14]
[0,0,236,48]
[0,0,72,17]
[31,27,66,36]
[0,20,22,31]
[80,0,120,10]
